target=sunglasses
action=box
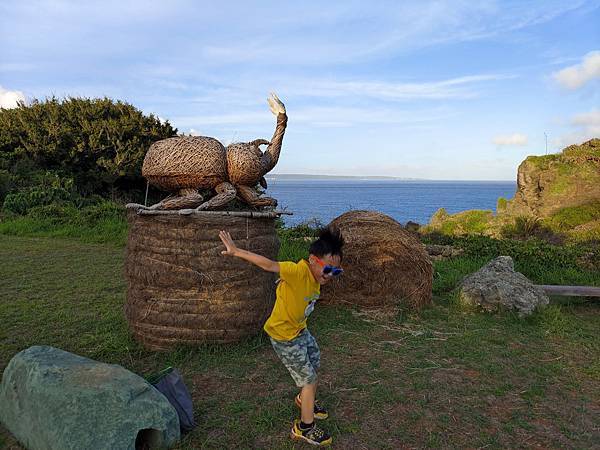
[313,256,344,277]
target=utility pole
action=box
[544,132,548,155]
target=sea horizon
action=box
[266,173,515,183]
[265,179,517,227]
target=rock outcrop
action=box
[425,139,600,240]
[0,346,180,450]
[502,138,600,217]
[458,256,549,316]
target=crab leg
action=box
[195,182,237,211]
[237,185,277,207]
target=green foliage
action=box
[428,209,494,236]
[0,96,176,197]
[562,138,600,161]
[544,201,600,231]
[2,172,78,214]
[496,197,507,213]
[501,216,545,240]
[276,219,322,261]
[0,200,127,245]
[423,233,600,286]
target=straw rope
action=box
[124,209,280,350]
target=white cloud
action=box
[493,133,528,146]
[552,109,600,148]
[572,110,600,135]
[288,74,513,101]
[552,50,600,89]
[0,86,26,108]
[172,105,452,131]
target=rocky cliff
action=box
[425,138,600,241]
[499,138,600,217]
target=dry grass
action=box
[321,210,433,310]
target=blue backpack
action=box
[148,367,196,433]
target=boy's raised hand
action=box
[219,230,238,256]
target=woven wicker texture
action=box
[320,210,433,309]
[140,95,287,211]
[226,143,264,186]
[142,136,227,191]
[124,209,279,350]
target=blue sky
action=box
[1,1,599,180]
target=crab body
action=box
[143,136,227,190]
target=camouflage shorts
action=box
[270,329,321,387]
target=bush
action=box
[1,172,79,214]
[0,97,176,197]
[544,201,600,231]
[501,216,541,239]
[26,204,80,224]
[79,201,125,226]
[426,209,494,236]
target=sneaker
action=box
[295,394,329,420]
[291,419,332,446]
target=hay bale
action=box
[124,208,279,350]
[320,210,432,309]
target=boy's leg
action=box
[296,331,328,419]
[300,382,316,424]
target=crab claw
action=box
[267,92,286,116]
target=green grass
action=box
[545,200,600,231]
[1,228,599,448]
[0,201,128,246]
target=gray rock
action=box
[404,221,421,232]
[458,256,549,316]
[425,244,464,260]
[0,346,180,450]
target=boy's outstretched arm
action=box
[219,230,280,273]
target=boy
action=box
[219,227,344,446]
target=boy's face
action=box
[308,253,342,285]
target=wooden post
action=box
[536,285,600,297]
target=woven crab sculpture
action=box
[141,93,287,211]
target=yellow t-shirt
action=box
[263,260,320,341]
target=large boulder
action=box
[320,210,433,309]
[0,346,180,450]
[458,256,549,316]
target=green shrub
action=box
[501,216,541,239]
[26,204,80,223]
[1,173,78,214]
[544,201,600,231]
[0,97,176,197]
[428,209,494,236]
[79,201,125,226]
[424,233,600,286]
[496,197,507,213]
[276,219,322,261]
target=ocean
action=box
[264,180,517,226]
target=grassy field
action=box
[0,231,599,449]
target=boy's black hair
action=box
[309,227,344,259]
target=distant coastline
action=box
[266,174,513,182]
[266,174,421,180]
